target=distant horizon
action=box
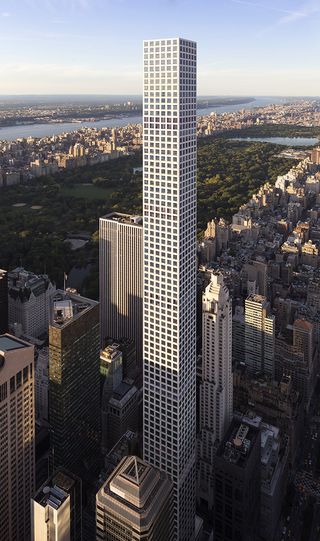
[0,94,319,98]
[1,1,320,95]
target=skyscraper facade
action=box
[213,418,261,541]
[245,294,275,377]
[99,213,143,363]
[96,455,173,540]
[143,38,197,539]
[0,269,8,334]
[0,334,35,541]
[197,273,233,509]
[49,290,100,473]
[100,344,123,451]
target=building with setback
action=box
[96,455,173,540]
[197,273,233,510]
[143,37,197,540]
[106,380,140,451]
[8,267,56,338]
[99,213,143,363]
[213,418,261,541]
[31,468,82,541]
[0,334,35,541]
[49,290,100,474]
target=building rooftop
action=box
[104,430,138,476]
[104,456,161,511]
[113,381,133,399]
[293,319,313,331]
[101,212,143,226]
[218,419,260,468]
[0,334,31,352]
[109,381,138,408]
[246,294,268,305]
[8,267,53,301]
[50,289,98,329]
[35,483,69,511]
[100,343,122,362]
[34,469,79,510]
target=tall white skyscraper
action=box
[143,38,197,540]
[197,273,233,510]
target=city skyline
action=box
[1,3,320,536]
[0,0,320,95]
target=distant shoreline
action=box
[0,98,257,129]
[197,97,255,109]
[0,110,140,130]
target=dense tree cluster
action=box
[0,136,299,298]
[197,138,295,228]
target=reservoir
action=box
[231,137,319,147]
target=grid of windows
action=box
[143,38,197,540]
[0,350,35,541]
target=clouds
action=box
[230,0,304,18]
[0,0,319,95]
[198,66,320,96]
[1,61,319,96]
[0,62,141,94]
[231,0,320,25]
[1,11,11,17]
[277,0,320,24]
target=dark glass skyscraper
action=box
[213,418,261,541]
[49,290,101,474]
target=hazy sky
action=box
[0,0,319,95]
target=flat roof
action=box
[51,290,98,329]
[0,335,30,352]
[101,212,143,226]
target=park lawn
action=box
[61,183,114,200]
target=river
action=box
[0,97,287,141]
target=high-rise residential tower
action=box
[197,273,233,510]
[49,290,100,474]
[245,294,275,377]
[0,334,35,541]
[143,38,197,539]
[99,213,143,363]
[96,455,173,540]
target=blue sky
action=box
[0,0,319,95]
